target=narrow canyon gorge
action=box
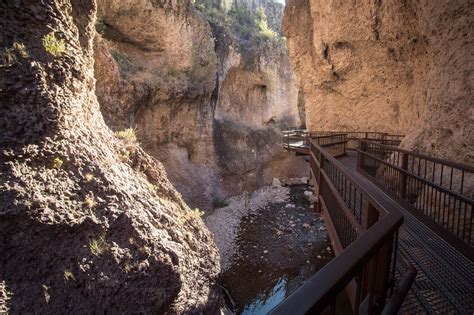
[94,0,307,210]
[1,0,472,314]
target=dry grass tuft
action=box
[89,235,108,257]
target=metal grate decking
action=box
[339,152,474,314]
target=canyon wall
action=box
[211,18,305,196]
[94,0,220,210]
[95,0,307,210]
[0,1,219,312]
[283,0,473,165]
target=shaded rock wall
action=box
[0,0,219,313]
[283,0,473,165]
[95,0,307,209]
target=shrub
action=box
[115,127,138,144]
[111,51,140,73]
[52,157,63,169]
[85,173,94,182]
[84,196,96,209]
[1,42,28,67]
[63,270,75,282]
[89,235,108,257]
[178,208,205,224]
[148,183,157,194]
[228,4,259,40]
[278,36,287,45]
[95,17,107,34]
[257,8,277,39]
[189,208,204,218]
[43,32,66,57]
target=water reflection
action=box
[242,277,287,314]
[221,185,334,315]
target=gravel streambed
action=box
[206,183,337,314]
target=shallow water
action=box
[221,185,335,314]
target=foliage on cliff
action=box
[194,0,284,43]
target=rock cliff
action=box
[95,0,307,209]
[94,0,220,210]
[0,1,220,313]
[283,0,473,165]
[211,20,305,195]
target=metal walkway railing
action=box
[358,139,474,259]
[282,129,404,154]
[340,151,474,314]
[272,134,414,314]
[276,130,474,314]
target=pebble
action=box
[263,250,268,254]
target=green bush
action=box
[52,157,64,169]
[43,32,65,57]
[111,51,142,74]
[115,127,138,144]
[257,9,277,39]
[95,17,107,34]
[111,51,130,71]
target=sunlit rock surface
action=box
[283,0,473,165]
[0,1,220,312]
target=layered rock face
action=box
[95,0,306,209]
[94,0,220,210]
[0,1,219,313]
[283,0,473,165]
[212,24,305,195]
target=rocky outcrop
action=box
[0,1,219,313]
[283,0,473,165]
[95,0,307,209]
[212,21,306,195]
[94,0,220,210]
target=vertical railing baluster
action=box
[400,153,408,200]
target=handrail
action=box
[311,133,348,140]
[360,148,473,204]
[282,129,405,154]
[361,139,474,172]
[273,135,408,314]
[270,213,403,314]
[309,138,387,217]
[358,139,473,257]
